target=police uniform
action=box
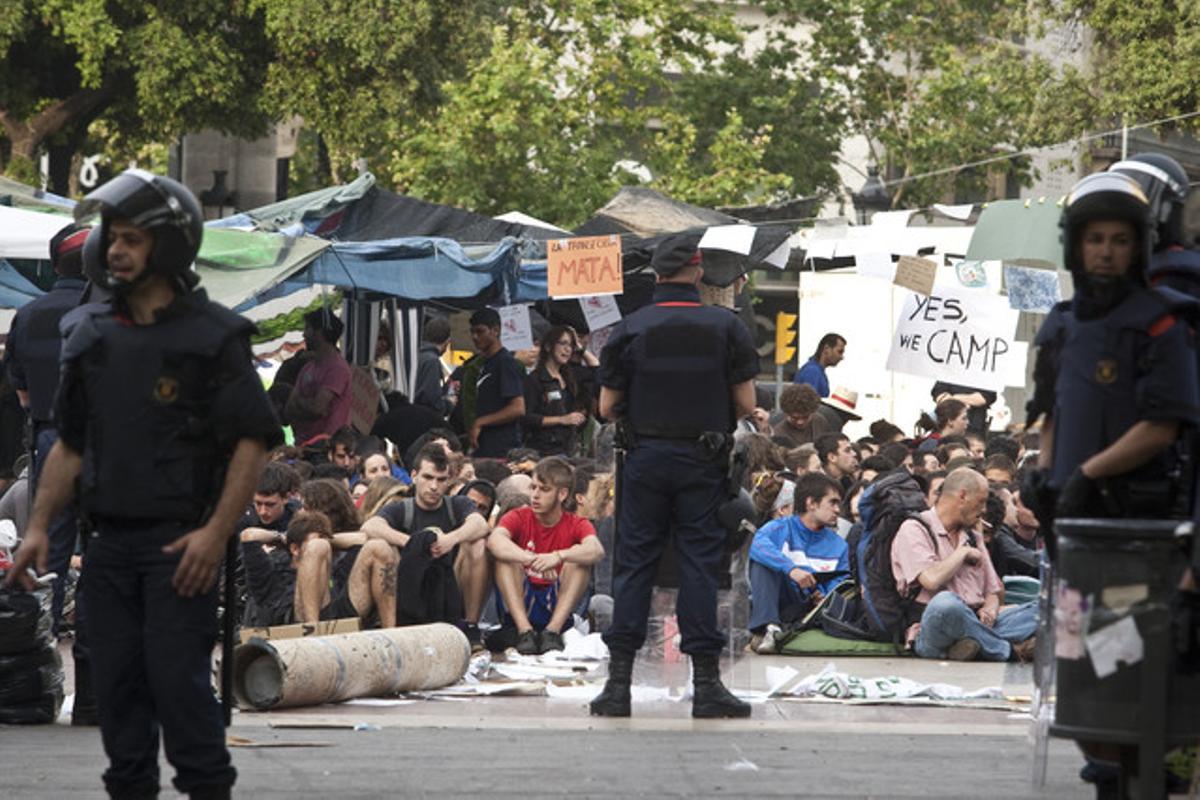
[4,229,88,628]
[590,234,759,719]
[55,170,282,800]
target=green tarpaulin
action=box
[965,197,1065,268]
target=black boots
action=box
[691,654,751,719]
[589,648,634,717]
[72,657,99,726]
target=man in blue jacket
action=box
[748,471,849,653]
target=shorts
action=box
[319,588,360,622]
[495,580,571,631]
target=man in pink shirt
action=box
[286,308,353,445]
[891,468,1036,661]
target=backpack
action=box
[854,471,938,648]
[391,497,461,534]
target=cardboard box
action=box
[239,617,360,645]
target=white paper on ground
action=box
[340,698,417,707]
[783,662,1001,701]
[544,683,603,701]
[698,224,757,255]
[558,629,609,661]
[763,665,801,697]
[1086,616,1144,679]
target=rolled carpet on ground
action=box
[232,623,470,710]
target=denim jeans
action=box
[914,591,1038,661]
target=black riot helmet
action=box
[72,168,203,292]
[1060,171,1152,279]
[1109,153,1189,250]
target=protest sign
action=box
[579,294,622,330]
[1004,264,1061,312]
[893,255,937,296]
[856,252,895,281]
[885,286,1022,391]
[348,366,380,434]
[547,235,623,298]
[499,304,534,351]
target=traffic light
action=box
[774,311,797,365]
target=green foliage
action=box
[251,290,342,344]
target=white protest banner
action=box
[579,294,622,330]
[498,304,534,351]
[885,286,1022,391]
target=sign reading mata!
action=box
[547,235,623,299]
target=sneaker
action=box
[946,637,981,661]
[462,622,484,654]
[516,628,540,655]
[1010,636,1036,663]
[754,624,782,655]
[539,629,565,654]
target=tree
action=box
[251,0,499,183]
[389,3,799,227]
[0,1,271,185]
[772,0,1083,207]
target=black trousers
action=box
[84,522,235,797]
[603,439,727,656]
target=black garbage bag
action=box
[0,691,62,724]
[0,588,52,655]
[0,645,63,706]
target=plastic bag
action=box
[0,588,53,655]
[0,644,63,706]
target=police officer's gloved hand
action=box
[1056,467,1119,518]
[1019,468,1057,529]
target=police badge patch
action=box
[1094,359,1118,384]
[154,376,180,403]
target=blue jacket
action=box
[793,358,829,397]
[750,516,849,595]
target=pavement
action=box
[2,641,1098,799]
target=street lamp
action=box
[852,165,891,224]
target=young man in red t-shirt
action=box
[488,457,604,654]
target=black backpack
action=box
[855,471,937,647]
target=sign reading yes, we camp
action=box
[885,286,1023,391]
[547,235,623,299]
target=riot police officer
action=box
[590,233,760,719]
[3,223,96,721]
[6,169,281,800]
[1109,152,1196,295]
[1027,171,1200,524]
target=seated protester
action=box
[487,457,604,654]
[856,437,879,458]
[772,384,831,447]
[241,462,301,535]
[982,454,1017,485]
[506,447,542,476]
[783,444,820,475]
[311,463,351,488]
[298,477,364,591]
[984,433,1021,464]
[869,419,905,444]
[361,443,491,647]
[242,510,398,628]
[913,450,941,475]
[858,455,893,484]
[458,479,497,523]
[403,427,462,473]
[984,486,1039,579]
[916,398,969,454]
[748,473,849,654]
[327,426,359,473]
[472,457,513,487]
[359,476,408,520]
[890,468,1037,662]
[924,470,947,508]
[878,442,912,472]
[815,432,858,491]
[934,436,970,467]
[964,431,986,463]
[354,436,412,486]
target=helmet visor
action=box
[73,169,180,230]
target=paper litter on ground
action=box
[779,662,1004,702]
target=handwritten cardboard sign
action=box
[893,255,938,296]
[885,286,1022,391]
[348,366,380,434]
[547,235,623,298]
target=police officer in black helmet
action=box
[590,232,760,719]
[1026,171,1199,528]
[5,169,282,800]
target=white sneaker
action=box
[755,624,782,655]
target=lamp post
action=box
[852,165,892,224]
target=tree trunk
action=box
[0,86,113,182]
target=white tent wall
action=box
[794,267,1033,438]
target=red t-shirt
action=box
[498,507,596,586]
